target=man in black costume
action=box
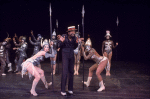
[57,26,83,96]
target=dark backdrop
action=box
[0,0,149,62]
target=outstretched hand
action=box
[116,42,118,46]
[57,35,65,42]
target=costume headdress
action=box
[105,30,112,37]
[52,29,56,36]
[41,39,49,47]
[85,38,92,47]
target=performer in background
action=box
[29,30,42,56]
[21,39,54,96]
[0,37,11,75]
[74,32,81,75]
[102,30,118,76]
[13,37,28,74]
[4,37,12,72]
[29,30,42,68]
[13,34,23,72]
[82,38,110,92]
[57,26,83,96]
[50,29,59,75]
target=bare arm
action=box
[81,46,94,60]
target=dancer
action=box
[4,37,12,72]
[13,36,28,74]
[29,30,42,56]
[82,38,110,92]
[50,29,58,75]
[21,39,55,96]
[74,32,81,75]
[102,30,118,76]
[57,26,83,96]
[0,37,11,75]
[29,30,42,68]
[13,34,23,72]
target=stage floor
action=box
[0,61,150,99]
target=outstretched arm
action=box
[31,30,38,42]
[13,37,21,47]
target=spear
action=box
[56,19,59,74]
[49,3,54,91]
[82,5,85,90]
[49,3,52,39]
[116,16,119,61]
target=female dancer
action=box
[102,30,118,76]
[21,39,54,96]
[82,38,110,92]
[74,32,81,75]
[50,29,58,75]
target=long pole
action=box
[82,5,85,90]
[49,3,54,91]
[56,19,59,74]
[116,16,119,61]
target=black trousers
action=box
[61,52,75,92]
[0,57,6,74]
[16,57,25,72]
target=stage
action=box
[0,61,149,99]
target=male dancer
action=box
[57,26,83,96]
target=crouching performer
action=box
[81,38,110,92]
[21,39,55,96]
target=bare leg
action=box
[107,52,112,76]
[74,54,77,75]
[76,55,81,75]
[50,54,57,75]
[25,63,41,96]
[34,66,50,89]
[89,63,98,77]
[96,59,108,91]
[84,64,97,87]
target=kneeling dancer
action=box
[21,39,55,96]
[82,38,110,92]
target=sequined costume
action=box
[83,48,110,71]
[102,40,117,55]
[0,41,8,75]
[30,34,42,56]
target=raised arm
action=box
[31,30,38,42]
[29,37,40,46]
[13,37,21,47]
